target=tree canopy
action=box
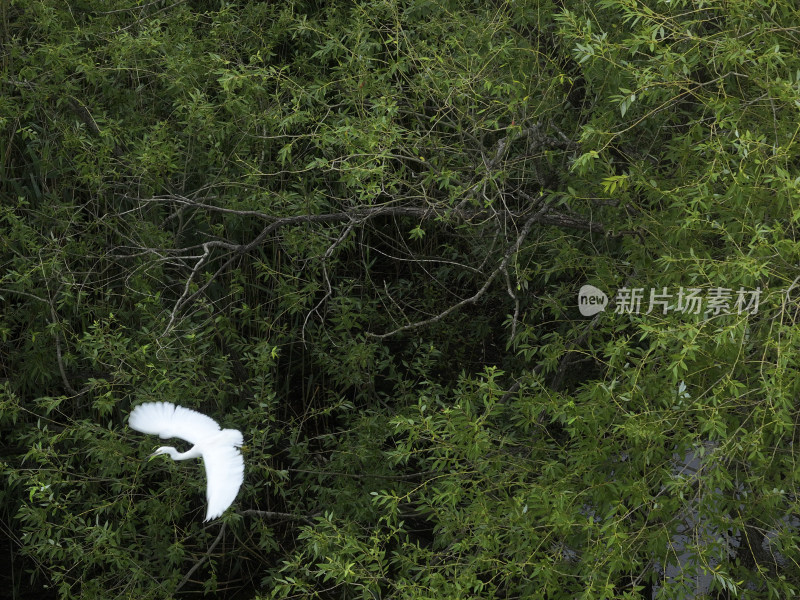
[3,0,800,599]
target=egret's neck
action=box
[163,446,202,460]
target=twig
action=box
[159,206,437,335]
[549,272,636,391]
[115,0,187,32]
[241,509,316,525]
[0,287,88,396]
[162,242,214,335]
[503,267,519,343]
[302,219,357,344]
[367,200,551,339]
[288,467,433,480]
[137,194,271,221]
[499,272,636,403]
[136,195,608,234]
[51,303,80,397]
[176,522,226,592]
[0,287,48,304]
[149,199,619,335]
[68,98,124,158]
[95,0,169,15]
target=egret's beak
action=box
[147,451,160,461]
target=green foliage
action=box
[3,0,800,598]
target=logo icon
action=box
[578,285,608,316]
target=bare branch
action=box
[302,219,358,344]
[137,194,610,235]
[158,206,439,335]
[241,509,316,525]
[0,287,49,304]
[95,0,171,15]
[535,211,607,233]
[0,288,89,396]
[145,197,622,335]
[176,522,226,592]
[52,318,79,396]
[135,194,272,221]
[367,200,552,339]
[503,266,520,344]
[548,272,636,392]
[162,242,214,335]
[68,98,124,158]
[114,0,187,32]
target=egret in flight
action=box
[129,402,244,521]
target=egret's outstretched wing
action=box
[202,442,245,521]
[129,402,221,446]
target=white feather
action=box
[129,402,244,521]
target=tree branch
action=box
[143,196,624,335]
[135,195,610,235]
[367,199,552,339]
[1,287,88,396]
[176,522,226,592]
[68,97,124,158]
[241,509,316,525]
[499,272,637,403]
[302,219,358,344]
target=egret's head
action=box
[148,447,172,460]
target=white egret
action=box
[129,401,244,521]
